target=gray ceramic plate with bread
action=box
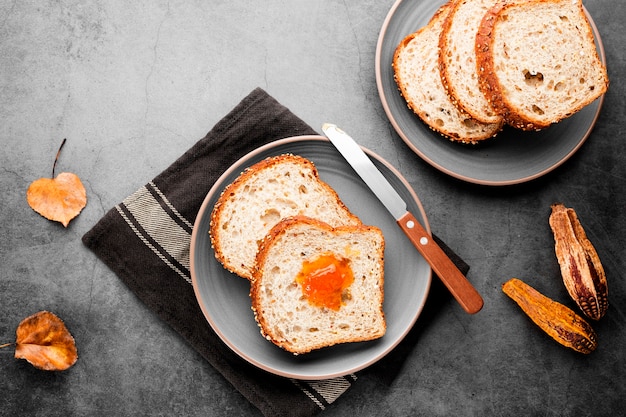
[190,136,432,379]
[376,0,606,186]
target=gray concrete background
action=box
[1,1,624,416]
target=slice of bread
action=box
[250,216,386,354]
[438,0,506,124]
[210,154,361,280]
[393,3,503,144]
[476,0,609,130]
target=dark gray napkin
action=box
[82,87,469,417]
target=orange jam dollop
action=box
[295,253,354,311]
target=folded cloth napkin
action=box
[82,87,469,417]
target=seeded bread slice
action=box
[250,216,386,354]
[438,0,507,124]
[475,0,609,130]
[210,154,361,280]
[393,3,503,144]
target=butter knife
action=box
[322,123,483,314]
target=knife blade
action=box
[322,123,483,314]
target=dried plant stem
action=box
[52,138,67,178]
[0,343,12,349]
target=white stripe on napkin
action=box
[116,183,192,283]
[292,374,357,410]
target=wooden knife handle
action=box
[397,212,484,314]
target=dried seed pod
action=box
[502,278,597,354]
[549,203,608,320]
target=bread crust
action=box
[392,3,503,144]
[251,216,386,354]
[475,2,511,125]
[210,154,361,280]
[438,0,505,125]
[475,0,609,130]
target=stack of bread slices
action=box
[393,0,609,144]
[210,154,386,354]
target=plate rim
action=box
[190,135,433,379]
[375,0,607,186]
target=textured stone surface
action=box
[1,1,625,416]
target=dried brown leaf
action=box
[14,311,78,371]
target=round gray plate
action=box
[375,0,606,185]
[190,136,432,380]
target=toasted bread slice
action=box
[393,3,502,144]
[476,0,609,130]
[210,154,361,280]
[251,216,386,354]
[438,0,506,124]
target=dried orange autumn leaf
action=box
[27,173,87,227]
[26,139,87,227]
[14,311,78,371]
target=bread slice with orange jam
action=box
[250,216,386,354]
